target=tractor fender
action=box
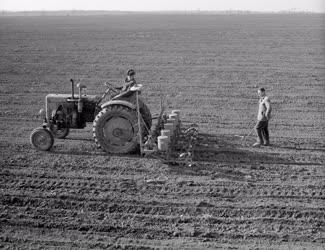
[101,100,136,110]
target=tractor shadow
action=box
[49,149,108,157]
[64,137,94,142]
[49,136,107,156]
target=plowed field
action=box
[0,14,324,249]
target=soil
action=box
[0,14,324,249]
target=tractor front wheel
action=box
[30,127,54,151]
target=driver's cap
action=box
[127,69,135,76]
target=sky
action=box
[1,0,324,12]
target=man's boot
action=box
[262,123,270,146]
[253,126,263,147]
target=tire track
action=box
[1,176,323,201]
[1,195,324,223]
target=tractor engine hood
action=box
[45,94,99,120]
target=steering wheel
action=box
[104,82,119,93]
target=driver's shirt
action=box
[122,79,136,91]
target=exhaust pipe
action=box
[70,79,75,99]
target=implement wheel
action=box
[30,127,54,151]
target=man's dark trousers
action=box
[255,120,269,144]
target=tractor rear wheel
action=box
[115,94,152,132]
[30,127,54,151]
[93,105,142,154]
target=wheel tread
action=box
[93,105,141,154]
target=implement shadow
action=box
[165,133,299,178]
[192,133,284,164]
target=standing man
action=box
[253,87,272,147]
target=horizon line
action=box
[0,9,324,14]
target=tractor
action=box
[30,78,153,154]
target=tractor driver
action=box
[114,69,136,94]
[122,69,136,91]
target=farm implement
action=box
[30,79,196,159]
